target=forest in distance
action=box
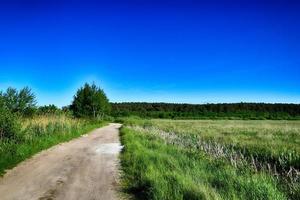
[2,85,298,120]
[111,102,300,120]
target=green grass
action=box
[0,115,107,175]
[147,120,300,172]
[120,118,300,199]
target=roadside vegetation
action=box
[119,118,300,199]
[0,83,110,175]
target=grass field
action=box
[120,118,300,199]
[0,115,106,175]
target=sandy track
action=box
[0,123,122,200]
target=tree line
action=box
[111,102,300,119]
[1,83,300,122]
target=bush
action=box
[0,107,20,140]
[37,104,60,115]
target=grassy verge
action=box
[119,118,300,199]
[120,127,286,200]
[0,115,107,175]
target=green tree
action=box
[18,87,37,115]
[38,104,60,115]
[0,87,36,117]
[71,83,110,118]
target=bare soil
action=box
[0,123,122,200]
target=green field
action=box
[120,118,300,199]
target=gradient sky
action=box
[0,0,299,107]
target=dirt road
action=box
[0,123,123,200]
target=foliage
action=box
[71,83,111,118]
[111,102,300,120]
[0,87,37,117]
[37,104,60,115]
[0,106,20,140]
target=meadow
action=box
[0,114,106,175]
[119,118,300,199]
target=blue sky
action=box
[0,0,299,107]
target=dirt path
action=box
[0,123,123,200]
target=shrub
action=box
[0,107,20,140]
[37,104,60,115]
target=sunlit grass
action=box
[21,115,79,128]
[120,127,287,199]
[149,120,300,166]
[120,118,300,199]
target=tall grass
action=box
[120,127,286,200]
[0,115,106,175]
[149,120,300,171]
[120,118,300,199]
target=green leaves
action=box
[0,87,36,117]
[0,106,20,140]
[71,83,111,118]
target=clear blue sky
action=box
[0,0,299,107]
